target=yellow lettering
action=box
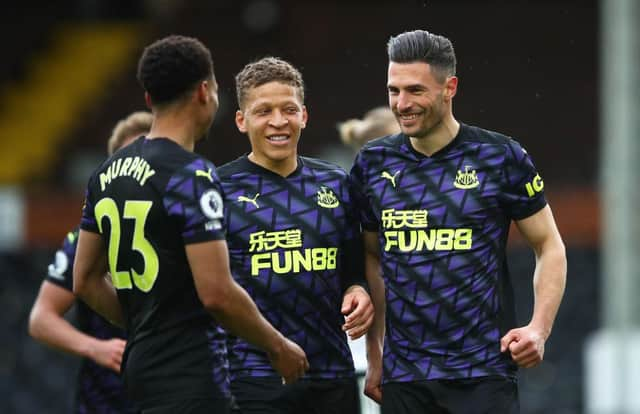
[533,174,544,192]
[435,228,454,250]
[251,253,272,276]
[134,160,146,182]
[416,229,436,251]
[384,231,398,252]
[525,173,544,197]
[140,164,156,186]
[398,231,417,252]
[99,165,113,191]
[128,156,141,175]
[119,157,132,177]
[385,229,473,252]
[292,249,312,273]
[111,158,122,177]
[453,228,473,250]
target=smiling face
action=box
[387,61,457,140]
[235,81,307,174]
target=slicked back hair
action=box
[387,30,456,83]
[137,35,214,106]
[235,57,305,110]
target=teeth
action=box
[268,135,288,141]
[400,114,419,120]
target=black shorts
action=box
[381,376,519,414]
[231,376,360,414]
[141,398,230,414]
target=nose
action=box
[269,110,288,128]
[396,91,412,113]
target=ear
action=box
[144,92,153,109]
[235,109,247,133]
[197,80,209,104]
[300,105,308,129]
[444,76,458,101]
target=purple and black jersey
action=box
[350,124,547,382]
[80,137,230,408]
[218,155,364,380]
[45,228,134,413]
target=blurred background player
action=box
[219,56,374,414]
[28,110,152,413]
[351,30,567,413]
[73,36,308,414]
[337,107,399,153]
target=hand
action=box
[88,338,126,373]
[364,356,383,404]
[500,325,546,368]
[341,286,375,340]
[267,336,309,384]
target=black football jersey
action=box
[80,137,229,406]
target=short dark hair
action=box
[387,30,456,82]
[137,35,214,106]
[235,57,304,109]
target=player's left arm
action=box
[500,205,567,368]
[73,230,124,327]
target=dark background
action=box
[1,1,599,412]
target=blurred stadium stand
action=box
[0,1,598,413]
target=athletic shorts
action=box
[141,397,230,414]
[231,376,360,414]
[381,376,519,414]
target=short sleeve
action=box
[349,151,379,231]
[499,139,547,220]
[80,173,100,233]
[44,229,79,291]
[163,158,227,244]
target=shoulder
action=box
[360,133,404,152]
[459,123,525,151]
[217,156,247,180]
[299,156,346,174]
[299,156,350,181]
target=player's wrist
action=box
[265,331,287,360]
[81,337,100,360]
[527,321,551,340]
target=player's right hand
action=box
[267,337,309,384]
[89,338,126,373]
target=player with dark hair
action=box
[73,36,308,414]
[28,111,151,414]
[351,30,567,413]
[219,56,374,413]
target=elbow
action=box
[199,285,233,315]
[28,308,43,340]
[73,275,87,298]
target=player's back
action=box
[81,137,229,407]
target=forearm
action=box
[209,281,284,355]
[529,242,567,339]
[29,309,100,359]
[365,256,385,360]
[77,276,124,328]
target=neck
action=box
[146,106,200,152]
[248,153,298,177]
[409,114,460,157]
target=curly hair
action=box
[338,107,399,150]
[235,57,304,109]
[387,30,456,83]
[137,35,214,106]
[107,111,153,155]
